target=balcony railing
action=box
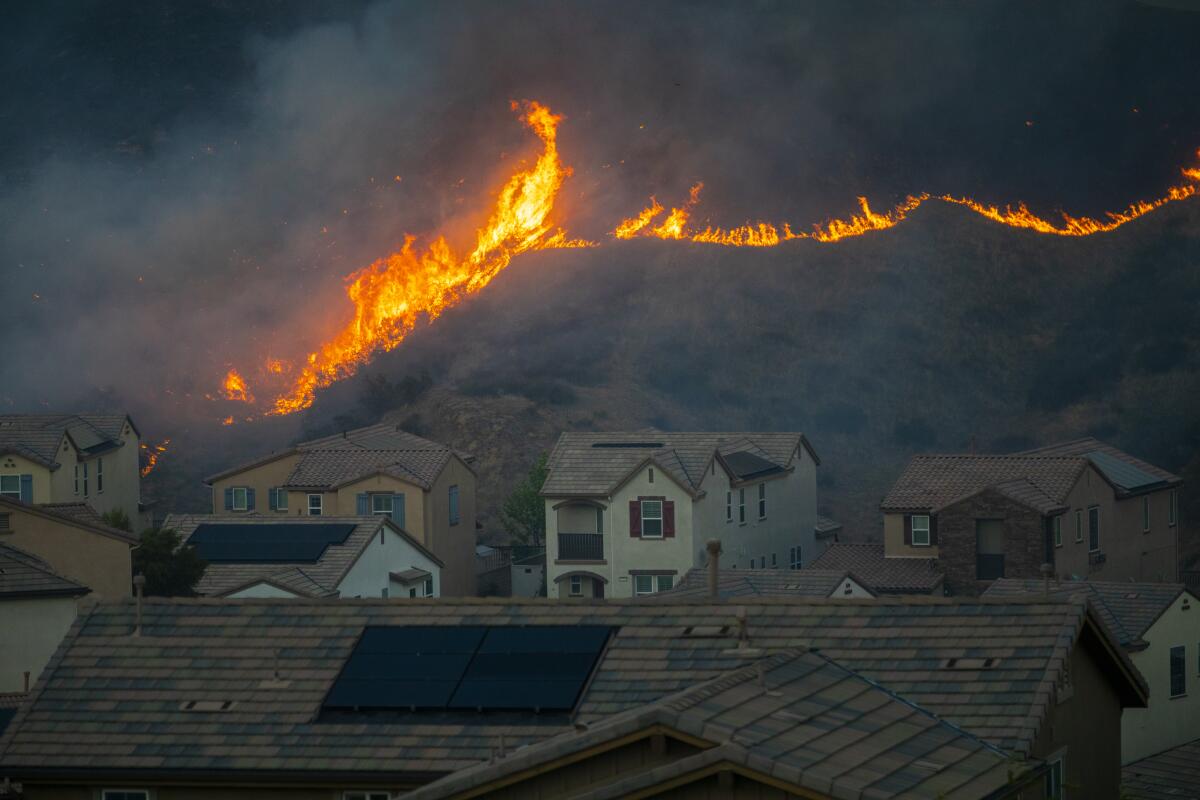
[976,553,1005,581]
[558,532,604,561]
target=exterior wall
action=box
[226,582,301,599]
[831,576,874,598]
[0,454,53,504]
[209,452,302,515]
[424,455,477,596]
[337,474,425,534]
[1123,591,1200,763]
[338,525,441,599]
[81,422,143,524]
[0,596,79,692]
[937,489,1047,597]
[1056,467,1177,583]
[882,512,940,558]
[0,505,132,599]
[511,560,545,597]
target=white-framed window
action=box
[640,500,663,538]
[73,464,79,495]
[633,574,673,595]
[0,475,20,499]
[308,493,323,516]
[726,491,732,522]
[424,578,434,597]
[1171,645,1186,698]
[1170,489,1178,527]
[231,486,249,512]
[789,546,802,570]
[1053,515,1062,548]
[1044,755,1065,800]
[270,488,289,512]
[738,489,746,524]
[1075,509,1083,542]
[97,457,104,493]
[343,792,391,800]
[569,575,583,597]
[371,493,393,516]
[911,514,931,547]
[1088,506,1100,552]
[449,484,460,525]
[758,483,766,519]
[102,791,151,800]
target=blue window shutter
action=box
[19,474,32,503]
[246,488,256,511]
[356,493,369,515]
[392,494,405,527]
[268,488,277,511]
[224,487,234,511]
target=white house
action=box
[541,432,821,599]
[165,515,443,599]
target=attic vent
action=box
[682,625,730,638]
[912,759,945,773]
[591,442,664,449]
[1124,592,1139,600]
[0,513,10,530]
[941,657,999,670]
[179,700,236,712]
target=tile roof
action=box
[542,431,814,497]
[0,543,90,599]
[0,595,1144,784]
[881,455,1085,513]
[0,414,131,468]
[1018,437,1180,486]
[659,568,870,599]
[406,649,1034,800]
[0,496,138,544]
[38,502,105,527]
[808,544,943,594]
[165,515,441,598]
[983,579,1189,648]
[1123,738,1200,800]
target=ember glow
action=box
[221,369,254,403]
[139,438,170,478]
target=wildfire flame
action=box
[221,369,254,403]
[139,438,170,478]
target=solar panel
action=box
[188,523,357,564]
[1085,451,1167,492]
[722,450,783,479]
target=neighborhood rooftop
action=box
[0,543,90,600]
[1121,737,1200,800]
[808,543,943,594]
[658,567,868,599]
[0,413,132,469]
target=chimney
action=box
[132,574,146,636]
[706,539,722,600]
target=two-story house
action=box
[0,414,146,527]
[541,432,821,599]
[203,423,477,595]
[880,438,1182,595]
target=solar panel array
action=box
[188,523,357,564]
[324,625,613,713]
[1085,450,1167,492]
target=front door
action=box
[592,580,605,599]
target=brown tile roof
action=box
[1123,738,1200,800]
[0,595,1144,784]
[542,431,815,497]
[983,578,1189,648]
[881,454,1085,513]
[165,514,442,598]
[1018,437,1180,485]
[808,543,943,594]
[0,414,132,468]
[38,501,105,527]
[406,649,1035,800]
[0,543,89,599]
[0,496,138,544]
[659,568,870,599]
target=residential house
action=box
[1123,738,1200,800]
[985,578,1200,764]
[0,413,146,527]
[474,545,546,597]
[881,438,1182,595]
[166,514,443,599]
[0,496,135,600]
[0,595,1145,798]
[204,423,477,595]
[542,431,821,599]
[0,543,89,693]
[659,566,874,599]
[808,542,944,595]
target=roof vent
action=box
[1124,592,1139,600]
[941,657,999,670]
[179,700,236,712]
[682,625,730,638]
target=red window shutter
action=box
[903,514,913,546]
[629,500,641,537]
[929,515,938,546]
[664,501,675,537]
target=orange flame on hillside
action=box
[221,369,254,403]
[240,100,589,415]
[139,438,170,478]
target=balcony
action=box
[558,532,604,561]
[976,553,1005,581]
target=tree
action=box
[500,453,549,548]
[133,528,208,597]
[101,508,132,532]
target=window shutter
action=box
[224,487,234,511]
[268,488,277,511]
[356,493,369,515]
[19,474,32,503]
[392,494,405,527]
[629,500,641,537]
[246,488,256,511]
[929,514,938,546]
[903,514,913,546]
[663,501,675,537]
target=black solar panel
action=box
[722,450,784,479]
[323,625,613,714]
[188,523,357,564]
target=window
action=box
[1143,496,1150,533]
[633,574,672,595]
[640,500,663,537]
[371,494,393,516]
[409,587,417,598]
[424,578,434,597]
[758,483,766,519]
[269,488,289,512]
[1088,506,1100,552]
[657,574,673,592]
[1053,515,1062,548]
[725,491,732,522]
[308,493,323,516]
[97,457,104,493]
[595,506,604,534]
[82,461,89,497]
[449,485,460,526]
[648,467,654,484]
[381,587,389,598]
[569,575,583,596]
[1171,645,1186,698]
[73,464,79,495]
[738,488,746,524]
[789,546,802,569]
[1044,757,1064,800]
[101,792,150,800]
[0,475,20,499]
[771,553,777,567]
[1170,489,1178,527]
[231,486,248,512]
[1075,509,1083,542]
[911,514,931,547]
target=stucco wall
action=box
[339,524,441,599]
[882,512,941,558]
[226,582,301,599]
[1,505,132,599]
[0,595,78,692]
[337,474,425,533]
[0,454,53,504]
[423,456,476,596]
[1123,591,1200,763]
[209,453,302,515]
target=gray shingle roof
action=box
[881,455,1085,513]
[406,649,1033,800]
[1123,738,1200,800]
[0,595,1145,784]
[808,544,943,594]
[542,431,814,497]
[0,414,132,468]
[0,543,90,599]
[659,568,870,599]
[983,579,1188,648]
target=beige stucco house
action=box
[204,423,477,595]
[541,432,821,599]
[0,413,146,528]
